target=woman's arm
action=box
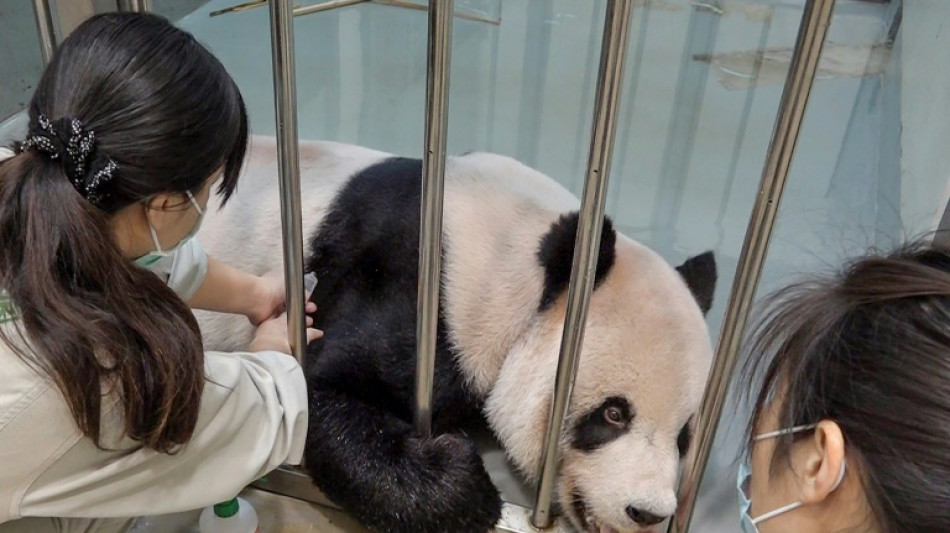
[187,256,317,326]
[187,255,272,324]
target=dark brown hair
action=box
[740,240,950,532]
[0,13,248,452]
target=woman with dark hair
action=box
[737,240,950,533]
[0,12,319,533]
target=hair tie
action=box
[17,114,118,208]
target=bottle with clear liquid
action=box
[198,497,260,533]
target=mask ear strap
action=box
[751,501,803,525]
[831,459,847,491]
[750,457,848,527]
[755,423,819,441]
[186,191,204,216]
[144,203,164,254]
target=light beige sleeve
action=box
[16,349,308,519]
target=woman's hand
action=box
[248,312,323,355]
[249,271,318,326]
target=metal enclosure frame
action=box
[26,1,841,531]
[31,0,57,63]
[117,0,152,12]
[668,0,837,530]
[531,0,633,528]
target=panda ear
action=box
[675,251,717,316]
[537,212,617,311]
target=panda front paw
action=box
[406,432,502,533]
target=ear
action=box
[675,251,717,316]
[537,212,617,311]
[799,420,847,505]
[143,194,176,230]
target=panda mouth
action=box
[569,491,661,533]
[570,491,620,533]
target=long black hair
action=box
[0,12,248,453]
[740,240,950,532]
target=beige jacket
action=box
[0,327,308,524]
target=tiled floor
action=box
[131,488,371,533]
[133,487,575,533]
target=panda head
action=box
[488,212,717,533]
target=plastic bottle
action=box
[198,497,260,533]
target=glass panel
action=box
[0,2,45,132]
[696,1,950,532]
[176,0,818,527]
[178,1,816,528]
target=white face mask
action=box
[738,423,847,533]
[134,191,205,267]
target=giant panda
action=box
[195,136,718,533]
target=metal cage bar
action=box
[414,0,453,439]
[667,1,837,532]
[531,0,633,528]
[117,0,152,12]
[268,0,308,361]
[936,199,950,250]
[209,0,499,25]
[32,0,57,64]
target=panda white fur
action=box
[195,136,717,533]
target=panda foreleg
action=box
[303,382,502,533]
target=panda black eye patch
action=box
[571,396,634,452]
[677,418,693,458]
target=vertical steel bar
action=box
[667,1,837,532]
[530,0,632,528]
[268,0,307,361]
[32,0,57,64]
[414,0,453,438]
[117,0,152,12]
[935,199,950,250]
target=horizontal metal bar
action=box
[210,0,500,24]
[250,466,340,508]
[251,468,562,533]
[362,0,500,25]
[531,0,633,528]
[414,0,453,439]
[210,0,267,17]
[667,1,837,532]
[294,0,366,16]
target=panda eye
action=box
[604,406,624,425]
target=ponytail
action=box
[0,151,205,452]
[0,11,249,452]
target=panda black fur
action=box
[195,137,718,533]
[301,156,500,532]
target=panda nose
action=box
[625,506,666,526]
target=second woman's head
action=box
[738,241,950,533]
